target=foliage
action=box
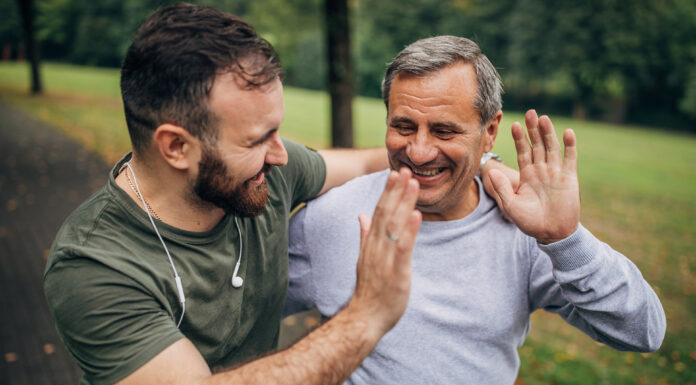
[2,0,695,129]
[0,0,22,58]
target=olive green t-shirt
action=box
[44,138,326,385]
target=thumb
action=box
[488,169,515,211]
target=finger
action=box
[394,209,422,275]
[387,178,420,237]
[512,122,532,170]
[489,168,515,214]
[538,115,562,169]
[562,128,578,174]
[525,110,545,164]
[371,169,408,235]
[358,214,372,246]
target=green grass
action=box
[1,61,695,385]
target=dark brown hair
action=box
[120,3,284,153]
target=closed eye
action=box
[251,128,279,146]
[391,124,416,134]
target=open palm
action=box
[490,110,580,244]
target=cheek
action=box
[385,133,407,156]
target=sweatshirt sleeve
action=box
[528,224,666,352]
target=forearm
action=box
[538,225,666,351]
[318,148,388,195]
[204,305,377,385]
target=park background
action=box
[0,0,695,384]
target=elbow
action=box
[643,307,667,352]
[626,303,667,353]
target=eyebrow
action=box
[388,116,415,125]
[389,116,463,131]
[430,121,463,131]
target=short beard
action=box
[193,146,270,217]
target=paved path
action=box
[0,101,108,385]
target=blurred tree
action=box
[325,0,353,147]
[245,0,324,90]
[3,0,694,129]
[506,0,696,125]
[16,0,43,93]
[0,0,22,60]
[69,0,126,66]
[35,0,81,61]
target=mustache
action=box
[259,163,272,176]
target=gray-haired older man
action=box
[284,36,666,384]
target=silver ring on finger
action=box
[386,231,399,242]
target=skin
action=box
[386,62,502,221]
[489,110,580,244]
[385,61,579,243]
[113,71,423,385]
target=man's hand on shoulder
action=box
[488,110,580,244]
[480,157,519,220]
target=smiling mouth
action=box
[410,167,446,177]
[248,164,272,185]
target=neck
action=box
[115,154,226,232]
[419,180,479,222]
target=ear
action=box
[482,110,502,153]
[153,124,200,171]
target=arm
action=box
[119,168,422,385]
[491,109,665,351]
[317,148,388,195]
[529,225,666,352]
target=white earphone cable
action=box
[125,162,186,328]
[231,216,244,288]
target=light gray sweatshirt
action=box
[285,170,665,385]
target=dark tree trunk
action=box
[16,0,42,94]
[325,0,353,148]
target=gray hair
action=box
[381,36,503,127]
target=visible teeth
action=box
[412,168,442,177]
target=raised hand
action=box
[489,110,580,244]
[348,168,422,338]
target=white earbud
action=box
[231,216,244,289]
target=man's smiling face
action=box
[385,61,498,221]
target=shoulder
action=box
[46,185,115,271]
[279,138,326,176]
[266,138,327,206]
[291,169,389,251]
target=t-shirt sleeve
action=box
[279,138,327,208]
[44,257,184,385]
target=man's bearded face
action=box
[193,144,270,217]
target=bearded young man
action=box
[42,4,432,385]
[284,35,666,384]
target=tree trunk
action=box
[325,0,353,148]
[16,0,42,94]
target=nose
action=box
[406,130,438,166]
[266,132,288,166]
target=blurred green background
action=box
[1,0,695,384]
